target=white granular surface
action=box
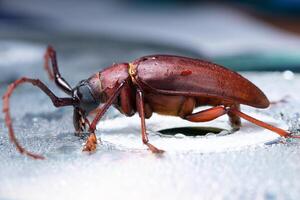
[1,71,300,200]
[0,42,300,200]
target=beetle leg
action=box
[82,82,125,152]
[136,88,164,154]
[81,117,99,152]
[185,106,300,138]
[184,106,228,122]
[227,104,241,131]
[185,105,299,138]
[82,133,98,152]
[44,45,73,95]
[88,82,125,133]
[2,77,76,159]
[228,108,300,138]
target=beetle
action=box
[2,45,299,159]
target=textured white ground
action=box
[1,67,300,200]
[1,26,300,199]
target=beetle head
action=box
[72,74,102,133]
[72,79,101,116]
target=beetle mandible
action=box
[2,46,299,159]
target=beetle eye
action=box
[73,80,87,99]
[72,87,81,101]
[72,80,100,114]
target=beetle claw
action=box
[146,143,165,154]
[83,133,98,152]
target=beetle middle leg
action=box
[136,88,164,154]
[184,106,228,122]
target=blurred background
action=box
[1,0,300,84]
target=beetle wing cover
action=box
[133,55,269,108]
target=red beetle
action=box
[2,46,299,159]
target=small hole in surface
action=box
[158,126,225,136]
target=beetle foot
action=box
[83,133,98,152]
[146,143,164,154]
[287,133,300,139]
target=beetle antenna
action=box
[2,77,76,159]
[44,45,73,95]
[44,47,54,80]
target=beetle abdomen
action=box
[132,55,270,108]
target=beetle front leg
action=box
[82,114,98,151]
[82,82,125,152]
[83,133,98,152]
[136,89,164,154]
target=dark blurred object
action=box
[253,13,300,35]
[131,0,300,13]
[128,0,300,34]
[238,0,300,34]
[228,0,300,35]
[238,0,300,16]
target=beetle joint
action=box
[128,63,138,84]
[224,106,231,112]
[142,138,149,144]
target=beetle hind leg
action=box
[227,108,298,138]
[184,105,299,138]
[184,105,242,133]
[228,104,241,131]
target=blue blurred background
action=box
[1,0,300,75]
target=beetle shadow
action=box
[48,131,85,155]
[51,131,122,155]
